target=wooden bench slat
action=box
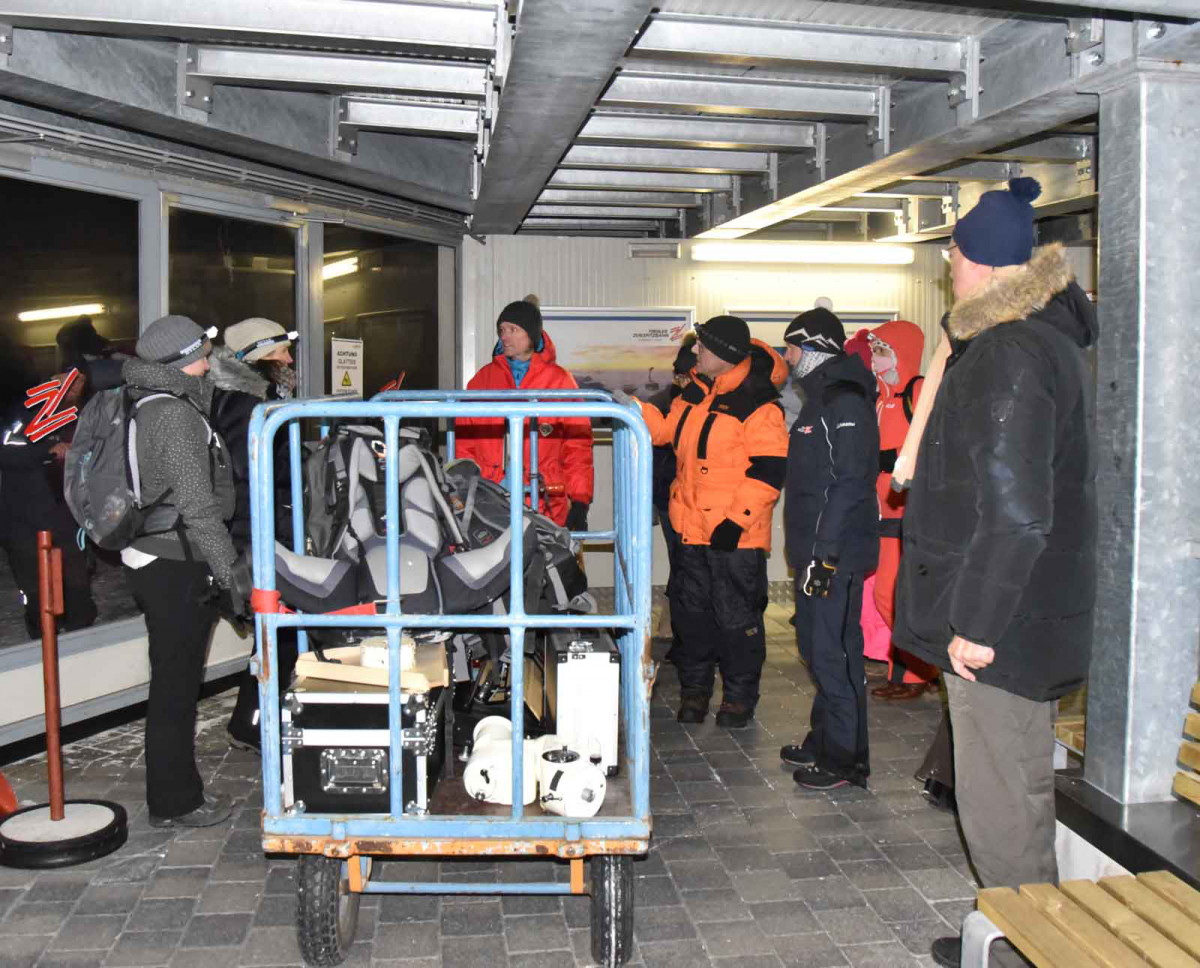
[1061,880,1200,968]
[1175,770,1200,809]
[1186,713,1200,741]
[1020,884,1147,968]
[979,887,1102,968]
[1101,876,1200,960]
[1139,872,1200,926]
[1181,742,1200,773]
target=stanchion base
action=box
[0,800,128,869]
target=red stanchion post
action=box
[36,531,65,822]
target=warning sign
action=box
[330,337,363,398]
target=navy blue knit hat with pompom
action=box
[952,177,1042,268]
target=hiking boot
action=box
[793,766,851,791]
[930,936,960,967]
[780,744,816,767]
[922,778,957,814]
[149,794,234,829]
[714,701,753,729]
[676,694,709,724]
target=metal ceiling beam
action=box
[339,97,479,140]
[528,205,677,219]
[988,0,1195,17]
[0,26,473,211]
[633,13,967,78]
[538,189,701,207]
[869,180,956,196]
[579,113,816,151]
[0,0,500,59]
[471,0,655,234]
[521,218,661,230]
[560,144,769,174]
[600,71,880,121]
[548,169,734,192]
[185,46,488,100]
[970,134,1093,162]
[696,20,1103,238]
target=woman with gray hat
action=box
[121,314,248,828]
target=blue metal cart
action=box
[247,390,654,967]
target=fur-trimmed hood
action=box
[948,244,1094,347]
[207,344,272,400]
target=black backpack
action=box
[64,386,216,550]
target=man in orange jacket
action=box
[636,315,788,728]
[456,299,593,529]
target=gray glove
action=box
[610,388,635,408]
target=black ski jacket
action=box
[893,244,1098,701]
[784,353,880,573]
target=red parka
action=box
[456,331,593,526]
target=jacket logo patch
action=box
[836,421,856,429]
[539,422,553,436]
[796,425,814,435]
[991,399,1015,424]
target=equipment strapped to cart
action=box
[248,389,653,968]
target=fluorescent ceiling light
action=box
[322,257,359,280]
[691,241,914,266]
[18,302,106,323]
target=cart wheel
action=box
[296,855,360,967]
[590,855,634,967]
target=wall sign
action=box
[330,337,364,398]
[541,307,694,397]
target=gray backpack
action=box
[64,386,212,550]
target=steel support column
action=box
[1087,70,1200,805]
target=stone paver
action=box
[0,603,966,966]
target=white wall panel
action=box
[460,235,950,586]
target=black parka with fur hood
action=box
[893,244,1098,701]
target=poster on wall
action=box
[542,307,695,397]
[729,309,900,352]
[330,336,364,398]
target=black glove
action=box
[565,501,590,532]
[802,557,837,598]
[709,519,743,552]
[209,556,252,626]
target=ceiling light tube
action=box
[690,241,914,266]
[18,302,107,323]
[322,257,359,280]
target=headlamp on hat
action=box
[235,330,300,361]
[158,325,217,364]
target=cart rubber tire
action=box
[296,855,360,967]
[590,854,634,967]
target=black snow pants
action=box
[669,544,768,708]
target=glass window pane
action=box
[322,227,439,395]
[168,209,296,339]
[0,174,140,649]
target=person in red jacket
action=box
[867,319,939,698]
[456,298,593,529]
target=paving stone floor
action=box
[0,604,974,968]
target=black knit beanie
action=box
[784,307,845,352]
[497,299,543,347]
[695,315,750,365]
[952,177,1042,268]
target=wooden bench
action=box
[1173,683,1200,808]
[962,871,1200,967]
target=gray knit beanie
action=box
[136,315,215,369]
